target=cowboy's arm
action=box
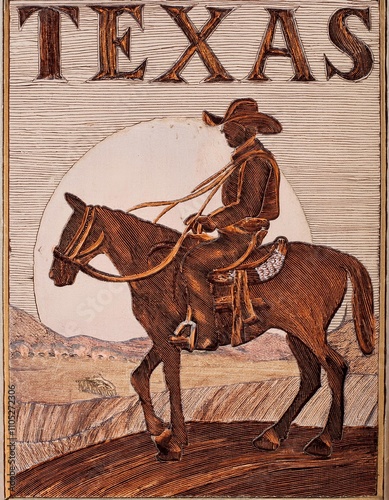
[208,155,272,229]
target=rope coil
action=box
[58,150,272,283]
[127,159,235,222]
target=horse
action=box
[49,193,375,462]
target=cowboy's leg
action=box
[183,259,217,350]
[181,233,249,350]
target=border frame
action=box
[2,0,387,498]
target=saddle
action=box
[208,236,288,346]
[169,236,288,350]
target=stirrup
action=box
[169,307,197,352]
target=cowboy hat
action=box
[203,98,282,134]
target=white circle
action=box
[34,119,312,341]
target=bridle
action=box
[53,205,105,265]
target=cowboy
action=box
[172,98,282,350]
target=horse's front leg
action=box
[154,343,187,462]
[131,345,166,436]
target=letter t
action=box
[18,6,79,80]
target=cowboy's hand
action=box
[184,214,216,233]
[184,213,198,227]
[195,215,217,232]
[184,213,203,234]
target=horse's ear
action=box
[65,193,86,212]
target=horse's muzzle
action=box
[49,258,79,286]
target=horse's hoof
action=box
[253,428,280,451]
[155,440,183,462]
[156,449,183,462]
[304,435,332,458]
[153,428,172,449]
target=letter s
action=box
[325,8,373,81]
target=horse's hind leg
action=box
[131,345,166,436]
[303,340,348,458]
[253,334,321,451]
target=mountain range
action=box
[9,305,292,362]
[9,305,379,371]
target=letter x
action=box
[155,6,234,82]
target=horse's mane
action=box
[99,204,182,240]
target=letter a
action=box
[247,9,315,82]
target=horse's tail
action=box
[342,254,375,355]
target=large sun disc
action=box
[34,119,312,341]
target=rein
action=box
[54,175,224,282]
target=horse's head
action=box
[49,193,106,286]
